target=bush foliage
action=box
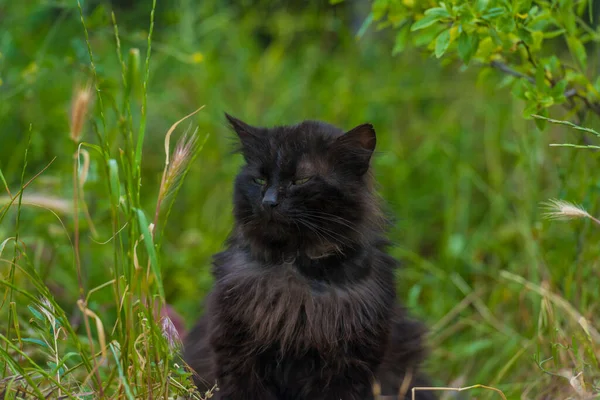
[367,0,600,126]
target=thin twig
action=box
[490,60,534,83]
[489,61,581,101]
[532,114,600,138]
[518,41,537,68]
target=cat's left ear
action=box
[334,123,376,174]
[342,123,376,153]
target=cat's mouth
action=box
[259,205,287,222]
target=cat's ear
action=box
[225,113,264,161]
[225,113,258,142]
[333,123,376,174]
[341,123,376,153]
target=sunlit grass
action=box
[0,1,204,398]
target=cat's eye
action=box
[292,177,312,185]
[253,177,267,185]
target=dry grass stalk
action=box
[0,194,72,214]
[411,383,507,399]
[501,270,600,343]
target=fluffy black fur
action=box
[183,115,434,400]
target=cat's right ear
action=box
[225,113,258,142]
[225,113,263,161]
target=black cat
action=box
[183,115,435,400]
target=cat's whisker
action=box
[296,218,329,245]
[291,219,302,234]
[292,209,366,233]
[296,218,332,244]
[293,214,367,247]
[296,218,352,248]
[298,212,364,236]
[297,210,359,224]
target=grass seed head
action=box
[69,84,93,143]
[159,127,200,204]
[542,199,591,221]
[161,314,182,352]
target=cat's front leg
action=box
[212,374,278,400]
[307,377,375,400]
[211,352,278,400]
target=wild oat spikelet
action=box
[161,315,182,352]
[542,199,595,221]
[159,127,201,202]
[69,84,93,143]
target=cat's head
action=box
[226,113,382,260]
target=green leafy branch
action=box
[355,0,600,128]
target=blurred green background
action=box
[2,0,599,397]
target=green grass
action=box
[1,1,600,398]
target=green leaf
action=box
[516,27,533,46]
[372,0,389,20]
[566,36,587,70]
[392,23,410,55]
[407,285,422,309]
[539,95,554,108]
[511,78,528,100]
[457,31,479,64]
[110,342,135,400]
[413,20,446,45]
[488,27,503,46]
[594,76,600,94]
[543,29,566,39]
[482,7,506,19]
[126,47,140,99]
[515,0,533,14]
[562,9,577,35]
[0,238,13,258]
[27,305,44,322]
[21,338,49,348]
[535,64,545,90]
[411,8,450,31]
[457,6,475,24]
[108,159,120,207]
[410,15,439,31]
[135,208,164,301]
[551,80,568,102]
[424,7,451,18]
[534,109,548,131]
[495,14,516,33]
[435,29,451,58]
[80,142,104,157]
[530,30,544,51]
[522,102,538,119]
[475,0,490,13]
[356,13,374,38]
[497,74,515,89]
[459,339,494,356]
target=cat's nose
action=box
[262,187,279,208]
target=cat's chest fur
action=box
[211,248,396,354]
